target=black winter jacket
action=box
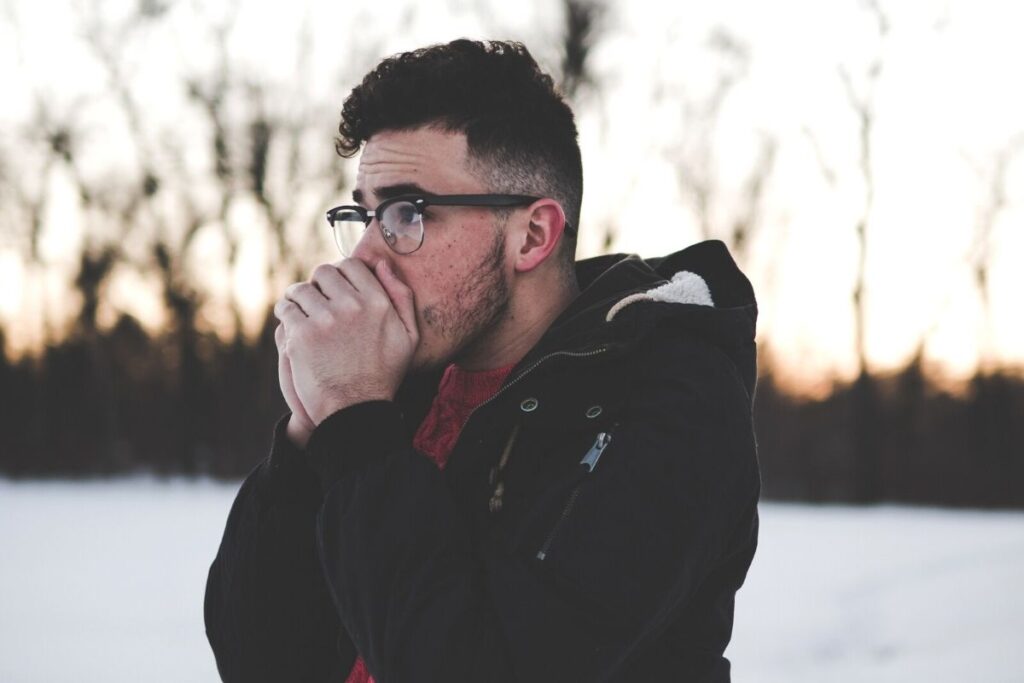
[205,239,761,682]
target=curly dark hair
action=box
[336,39,583,269]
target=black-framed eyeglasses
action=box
[325,194,576,255]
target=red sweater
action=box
[344,360,516,683]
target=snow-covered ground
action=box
[1,477,1021,682]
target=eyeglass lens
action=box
[330,201,424,255]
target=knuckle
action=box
[275,298,301,321]
[312,263,338,282]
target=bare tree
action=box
[839,0,889,380]
[662,26,777,267]
[558,0,606,101]
[70,0,350,343]
[963,137,1024,373]
[0,0,370,471]
[798,0,890,501]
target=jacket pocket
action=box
[535,429,614,561]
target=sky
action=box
[1,0,1022,392]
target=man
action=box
[205,39,760,682]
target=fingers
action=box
[374,260,418,338]
[276,337,315,430]
[276,259,409,331]
[309,262,355,300]
[307,259,385,306]
[334,258,388,299]
[276,281,329,322]
[322,258,402,319]
[274,296,307,325]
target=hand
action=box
[275,323,316,449]
[273,259,418,425]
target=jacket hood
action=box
[520,239,759,398]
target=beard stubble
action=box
[419,224,510,369]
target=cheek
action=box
[402,226,497,315]
[433,233,464,268]
[411,248,466,295]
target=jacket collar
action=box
[513,239,758,396]
[396,239,759,421]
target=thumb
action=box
[375,260,418,338]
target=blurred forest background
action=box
[0,0,1021,507]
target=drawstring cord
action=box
[488,421,521,513]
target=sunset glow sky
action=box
[1,0,1022,394]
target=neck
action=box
[454,276,579,372]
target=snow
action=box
[1,477,1021,682]
[0,477,232,683]
[730,503,1024,682]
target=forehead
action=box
[355,127,483,199]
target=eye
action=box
[396,203,418,223]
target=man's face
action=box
[348,127,513,372]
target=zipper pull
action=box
[580,432,612,472]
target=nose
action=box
[348,218,392,269]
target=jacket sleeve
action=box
[304,340,761,683]
[204,412,357,682]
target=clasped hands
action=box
[274,258,418,448]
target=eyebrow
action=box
[352,182,433,205]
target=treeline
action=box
[755,360,1024,508]
[1,315,1021,509]
[0,312,285,480]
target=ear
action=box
[513,199,569,274]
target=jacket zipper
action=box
[535,431,613,561]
